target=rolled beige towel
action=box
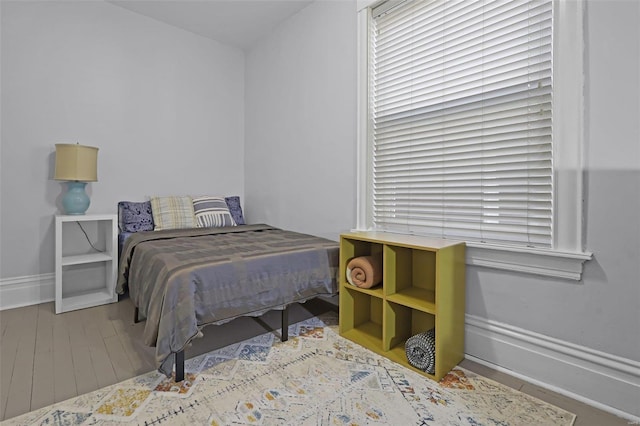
[346,254,383,289]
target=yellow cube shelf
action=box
[338,231,465,382]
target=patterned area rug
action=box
[4,313,575,425]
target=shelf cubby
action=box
[385,244,436,313]
[339,286,384,351]
[384,301,439,378]
[339,238,383,268]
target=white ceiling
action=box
[108,0,314,51]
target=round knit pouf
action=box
[405,328,436,374]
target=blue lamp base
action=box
[62,181,90,215]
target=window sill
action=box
[465,242,593,281]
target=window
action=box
[357,0,591,279]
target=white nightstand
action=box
[55,214,118,314]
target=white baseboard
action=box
[465,314,640,422]
[0,273,55,311]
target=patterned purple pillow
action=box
[118,201,154,232]
[225,196,246,225]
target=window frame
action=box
[356,0,592,280]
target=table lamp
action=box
[54,143,99,215]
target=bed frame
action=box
[133,305,289,382]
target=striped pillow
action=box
[150,196,196,230]
[192,196,236,228]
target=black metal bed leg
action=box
[175,350,185,382]
[133,307,140,324]
[281,306,289,342]
[172,307,287,382]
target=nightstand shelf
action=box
[339,231,465,381]
[55,214,118,314]
[61,252,113,266]
[58,288,115,313]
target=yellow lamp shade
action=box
[54,143,98,182]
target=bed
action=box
[115,198,339,382]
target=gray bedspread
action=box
[117,224,339,376]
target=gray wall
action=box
[244,0,357,241]
[245,0,640,364]
[463,0,639,361]
[1,1,245,278]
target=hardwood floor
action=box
[0,296,631,424]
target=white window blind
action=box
[371,0,553,247]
